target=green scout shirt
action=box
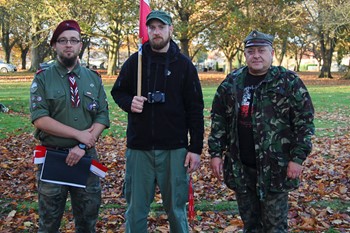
[30,61,110,148]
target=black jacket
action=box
[111,40,204,154]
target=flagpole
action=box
[137,39,142,96]
[138,0,150,96]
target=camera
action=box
[148,91,165,104]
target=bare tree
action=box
[304,0,350,78]
[0,4,18,63]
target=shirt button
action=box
[74,117,78,121]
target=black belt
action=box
[42,144,95,152]
[41,145,70,152]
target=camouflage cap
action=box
[146,10,172,25]
[244,30,274,48]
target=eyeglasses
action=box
[56,38,81,45]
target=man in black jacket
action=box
[111,10,204,233]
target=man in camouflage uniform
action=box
[208,30,314,232]
[30,20,110,232]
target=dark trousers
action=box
[235,166,289,233]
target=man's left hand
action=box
[287,161,303,179]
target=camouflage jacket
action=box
[208,66,315,199]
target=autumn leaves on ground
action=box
[0,73,349,232]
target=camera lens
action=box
[153,93,162,102]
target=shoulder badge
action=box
[30,81,38,93]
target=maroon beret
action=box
[50,20,81,46]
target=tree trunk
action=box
[29,15,41,72]
[318,31,336,79]
[343,71,350,79]
[225,57,233,74]
[80,37,90,62]
[20,47,29,70]
[179,38,190,59]
[237,51,244,68]
[342,60,350,79]
[1,27,16,63]
[29,23,41,72]
[276,38,287,66]
[1,9,11,63]
[107,39,118,75]
[30,40,40,72]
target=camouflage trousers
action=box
[36,150,101,233]
[235,166,288,233]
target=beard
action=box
[150,34,171,51]
[58,55,78,68]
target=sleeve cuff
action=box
[292,157,304,165]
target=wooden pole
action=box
[137,39,142,96]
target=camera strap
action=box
[146,53,170,94]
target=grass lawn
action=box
[1,78,349,139]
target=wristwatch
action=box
[78,143,86,150]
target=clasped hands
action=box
[66,126,96,166]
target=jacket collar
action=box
[142,39,180,64]
[54,60,82,78]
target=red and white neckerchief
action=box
[68,73,80,107]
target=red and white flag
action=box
[139,0,151,44]
[90,159,108,178]
[32,146,108,178]
[188,176,195,221]
[33,145,47,164]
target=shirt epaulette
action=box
[90,69,101,78]
[35,69,46,75]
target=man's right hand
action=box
[131,96,148,113]
[76,127,96,148]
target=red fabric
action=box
[33,145,47,164]
[139,0,151,44]
[188,176,195,221]
[91,160,108,172]
[68,74,80,107]
[34,145,47,157]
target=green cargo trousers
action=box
[124,148,189,233]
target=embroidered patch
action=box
[30,82,38,93]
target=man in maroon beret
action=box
[50,20,81,46]
[49,19,82,69]
[30,19,110,232]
